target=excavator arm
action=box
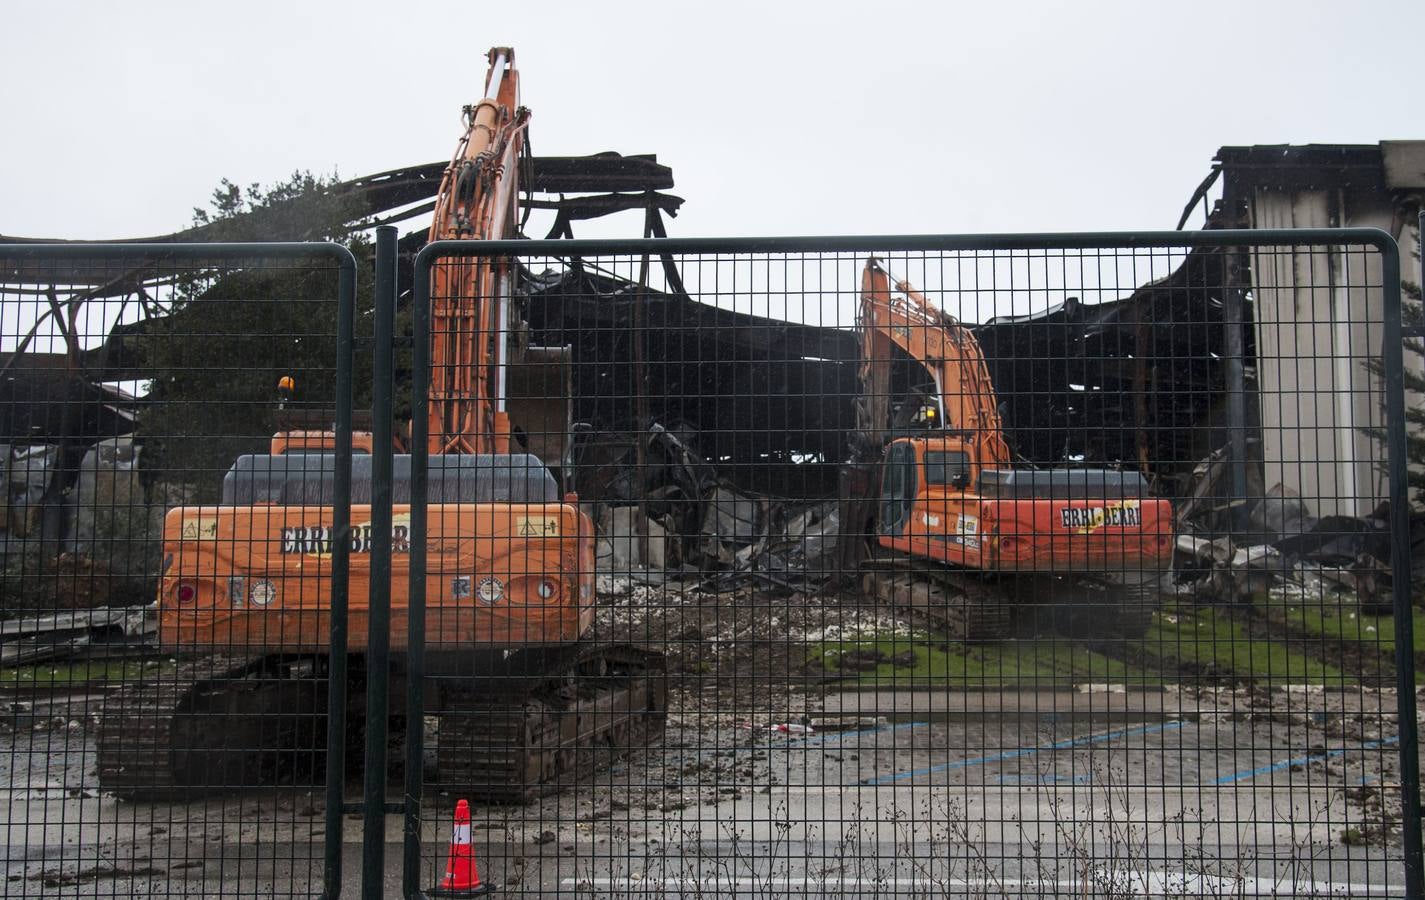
[427,47,530,455]
[858,257,1010,469]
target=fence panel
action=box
[402,230,1419,898]
[4,231,1411,898]
[0,243,356,897]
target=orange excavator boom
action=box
[858,257,1010,468]
[427,47,529,455]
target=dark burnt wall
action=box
[522,246,1257,500]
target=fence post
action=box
[324,249,357,899]
[1385,220,1423,899]
[403,246,431,896]
[362,225,399,899]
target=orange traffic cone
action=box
[431,799,493,896]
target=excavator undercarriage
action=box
[97,655,321,800]
[861,554,1160,643]
[98,645,666,803]
[432,643,666,803]
[860,554,1013,641]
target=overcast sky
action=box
[3,0,1422,243]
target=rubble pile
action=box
[588,421,847,594]
[593,571,871,684]
[1171,448,1421,615]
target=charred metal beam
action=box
[0,153,676,286]
[526,191,683,220]
[527,153,673,194]
[537,192,684,240]
[1213,144,1388,192]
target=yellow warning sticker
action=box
[515,516,562,538]
[181,517,219,541]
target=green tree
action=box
[190,172,368,242]
[138,172,376,500]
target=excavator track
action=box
[96,654,326,801]
[862,550,1161,643]
[432,643,666,804]
[1039,573,1160,640]
[862,556,1013,641]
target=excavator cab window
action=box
[924,450,972,490]
[879,441,918,536]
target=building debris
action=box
[0,444,59,539]
[587,419,846,592]
[700,487,763,565]
[1172,454,1412,613]
[598,506,672,575]
[0,606,156,665]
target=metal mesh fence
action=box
[0,232,1418,898]
[406,234,1420,897]
[0,245,356,897]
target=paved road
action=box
[0,690,1409,897]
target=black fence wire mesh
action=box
[0,229,1419,899]
[0,244,356,897]
[405,232,1420,899]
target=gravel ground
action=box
[0,576,1418,895]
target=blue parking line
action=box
[788,720,928,749]
[1211,736,1399,785]
[859,720,1185,786]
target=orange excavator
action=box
[857,258,1174,639]
[97,48,666,802]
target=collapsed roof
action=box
[0,153,681,288]
[10,141,1418,504]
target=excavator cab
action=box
[879,441,918,536]
[922,444,972,491]
[877,436,977,539]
